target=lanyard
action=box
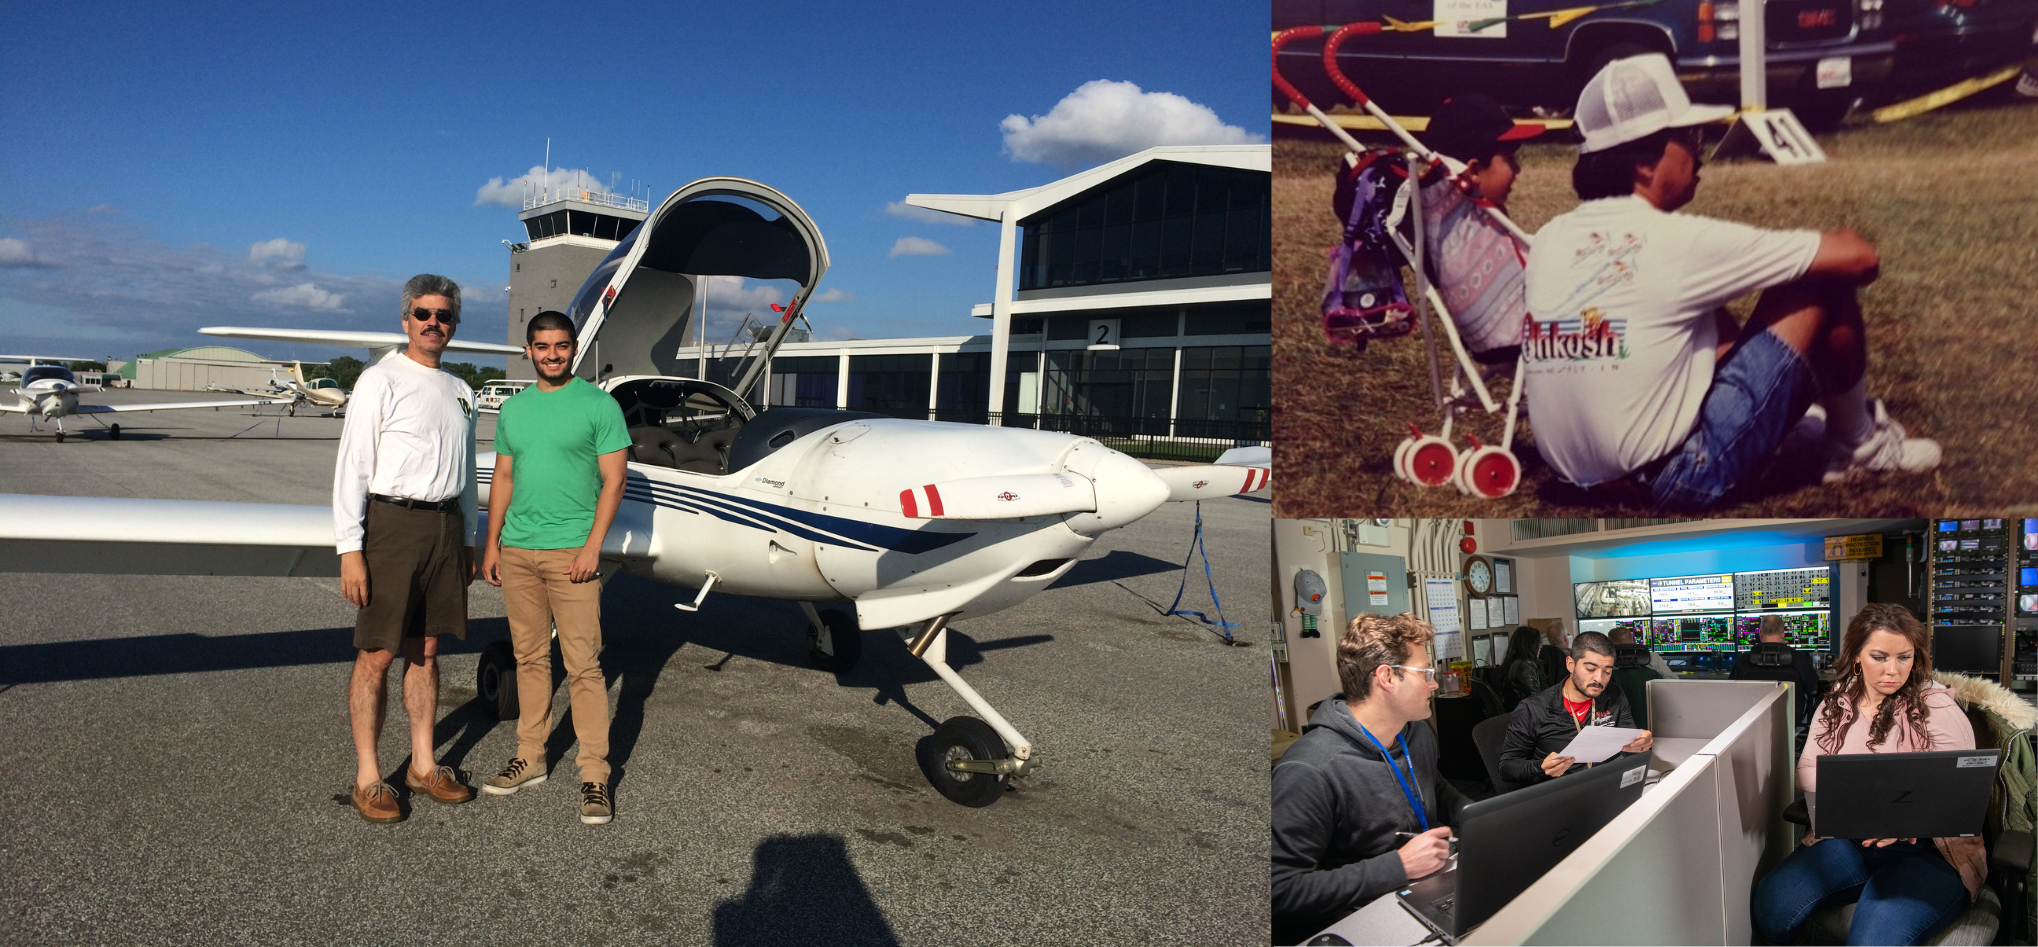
[1357,724,1430,833]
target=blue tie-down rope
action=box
[1166,501,1238,640]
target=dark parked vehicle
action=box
[1275,0,1897,125]
[1879,0,2038,100]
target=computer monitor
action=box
[1735,567,1832,612]
[1649,573,1735,614]
[1649,614,1735,651]
[1574,579,1652,619]
[1734,610,1831,651]
[1578,617,1652,643]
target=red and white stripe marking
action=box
[899,483,946,518]
[1238,467,1270,493]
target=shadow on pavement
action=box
[712,833,900,947]
[1048,549,1179,589]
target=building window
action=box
[1040,348,1176,421]
[846,354,932,415]
[1184,305,1273,337]
[1018,161,1269,291]
[1176,345,1271,426]
[766,356,839,408]
[937,352,991,413]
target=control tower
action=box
[504,177,648,378]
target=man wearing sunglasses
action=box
[1521,53,1938,510]
[1273,613,1466,945]
[333,273,480,823]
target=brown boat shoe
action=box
[352,782,402,823]
[405,764,475,805]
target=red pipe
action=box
[1324,22,1385,107]
[1272,26,1329,110]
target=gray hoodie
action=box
[1271,697,1466,945]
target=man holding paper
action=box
[1498,631,1654,787]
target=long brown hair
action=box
[1815,603,1935,755]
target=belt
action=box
[370,493,461,513]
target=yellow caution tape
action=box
[1871,66,2020,123]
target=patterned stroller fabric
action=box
[1321,150,1412,349]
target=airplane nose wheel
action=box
[920,716,1009,808]
[108,424,120,440]
[478,641,518,720]
[807,608,862,672]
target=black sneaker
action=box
[481,757,546,796]
[580,782,613,825]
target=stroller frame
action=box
[1276,22,1533,498]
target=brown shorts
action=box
[353,500,468,652]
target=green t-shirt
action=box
[495,377,633,550]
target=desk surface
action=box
[1309,889,1440,947]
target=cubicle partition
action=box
[1463,682,1793,945]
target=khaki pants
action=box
[500,546,609,783]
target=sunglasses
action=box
[409,307,459,325]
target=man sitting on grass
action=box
[1520,53,1940,510]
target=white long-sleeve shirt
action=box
[332,351,478,554]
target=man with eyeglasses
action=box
[1272,613,1466,945]
[1520,53,1938,510]
[1497,631,1653,788]
[333,273,479,823]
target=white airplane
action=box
[0,177,1271,807]
[207,361,352,416]
[0,357,292,441]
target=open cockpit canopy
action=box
[566,178,829,390]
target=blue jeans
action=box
[1638,329,1818,511]
[1751,839,1968,946]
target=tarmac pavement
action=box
[0,389,1272,945]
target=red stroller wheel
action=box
[1404,437,1459,488]
[1458,446,1521,498]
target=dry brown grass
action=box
[1274,99,2038,518]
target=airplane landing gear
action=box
[921,716,1009,807]
[799,602,861,672]
[108,423,120,440]
[478,641,518,720]
[903,614,1037,807]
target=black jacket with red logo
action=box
[1496,681,1638,787]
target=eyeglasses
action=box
[409,307,459,325]
[1387,665,1438,682]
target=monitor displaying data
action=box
[1650,574,1736,613]
[1734,611,1831,650]
[1574,579,1653,618]
[1577,617,1652,642]
[1734,568,1832,611]
[1649,614,1736,651]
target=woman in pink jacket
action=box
[1750,603,1987,945]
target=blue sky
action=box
[0,0,1262,366]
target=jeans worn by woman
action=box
[1751,837,1968,945]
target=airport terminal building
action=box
[503,144,1269,452]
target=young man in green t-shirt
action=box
[479,311,632,824]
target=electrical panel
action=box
[2018,519,2037,681]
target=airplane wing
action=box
[200,327,522,356]
[72,396,289,414]
[0,494,340,577]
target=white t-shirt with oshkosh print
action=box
[1521,196,1820,486]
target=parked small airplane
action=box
[208,361,352,416]
[0,358,290,441]
[0,178,1270,806]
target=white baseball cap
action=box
[1574,52,1735,153]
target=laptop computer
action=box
[1394,753,1650,941]
[1811,749,2001,840]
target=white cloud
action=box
[252,282,346,310]
[1000,79,1263,167]
[885,201,975,226]
[0,237,46,268]
[476,165,620,207]
[248,237,306,265]
[889,237,950,258]
[809,287,856,303]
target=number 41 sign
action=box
[1712,108,1828,166]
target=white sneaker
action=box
[1822,399,1940,483]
